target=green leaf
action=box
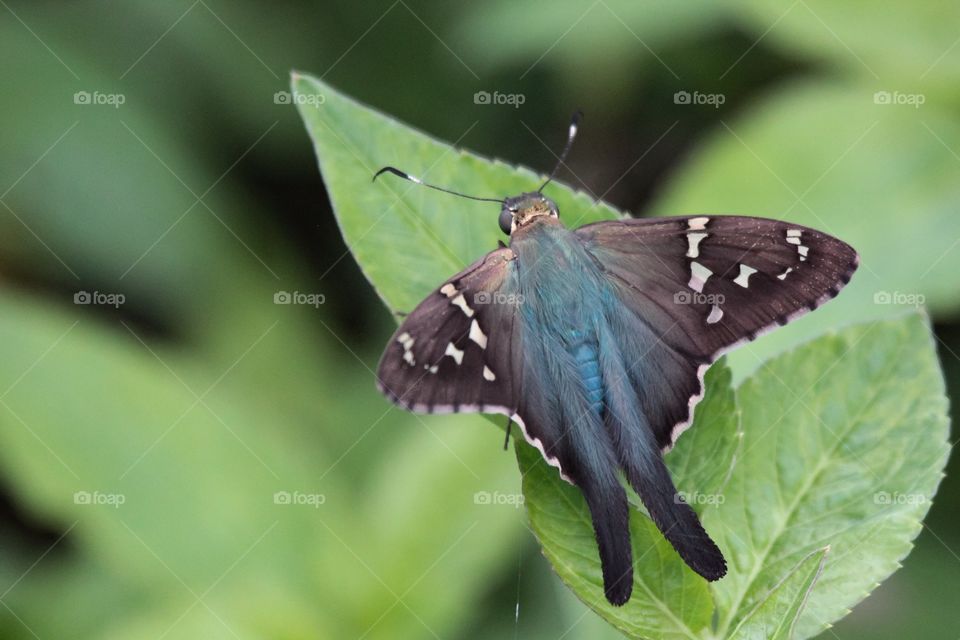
[292,72,620,316]
[727,547,828,640]
[710,313,950,639]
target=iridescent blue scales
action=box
[373,115,858,607]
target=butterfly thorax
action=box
[510,218,611,417]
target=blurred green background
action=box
[0,1,956,638]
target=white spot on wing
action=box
[785,229,809,262]
[397,333,416,366]
[777,267,793,280]
[469,319,488,349]
[444,342,464,365]
[688,216,710,230]
[440,283,457,298]
[686,232,708,258]
[483,366,496,381]
[733,264,758,288]
[451,293,474,317]
[706,304,723,324]
[688,261,712,293]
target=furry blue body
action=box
[509,216,668,478]
[510,219,614,422]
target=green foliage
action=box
[298,75,950,640]
[0,292,525,639]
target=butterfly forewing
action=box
[576,214,858,450]
[377,246,521,415]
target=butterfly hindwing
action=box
[377,244,584,487]
[577,214,859,450]
[376,246,520,415]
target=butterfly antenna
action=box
[372,166,505,204]
[538,110,583,193]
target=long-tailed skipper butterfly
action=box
[373,113,858,605]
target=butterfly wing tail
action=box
[576,465,634,605]
[627,451,727,581]
[599,346,727,582]
[518,372,634,605]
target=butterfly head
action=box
[499,192,559,235]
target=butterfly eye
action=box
[498,208,514,235]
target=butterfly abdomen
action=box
[570,340,604,416]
